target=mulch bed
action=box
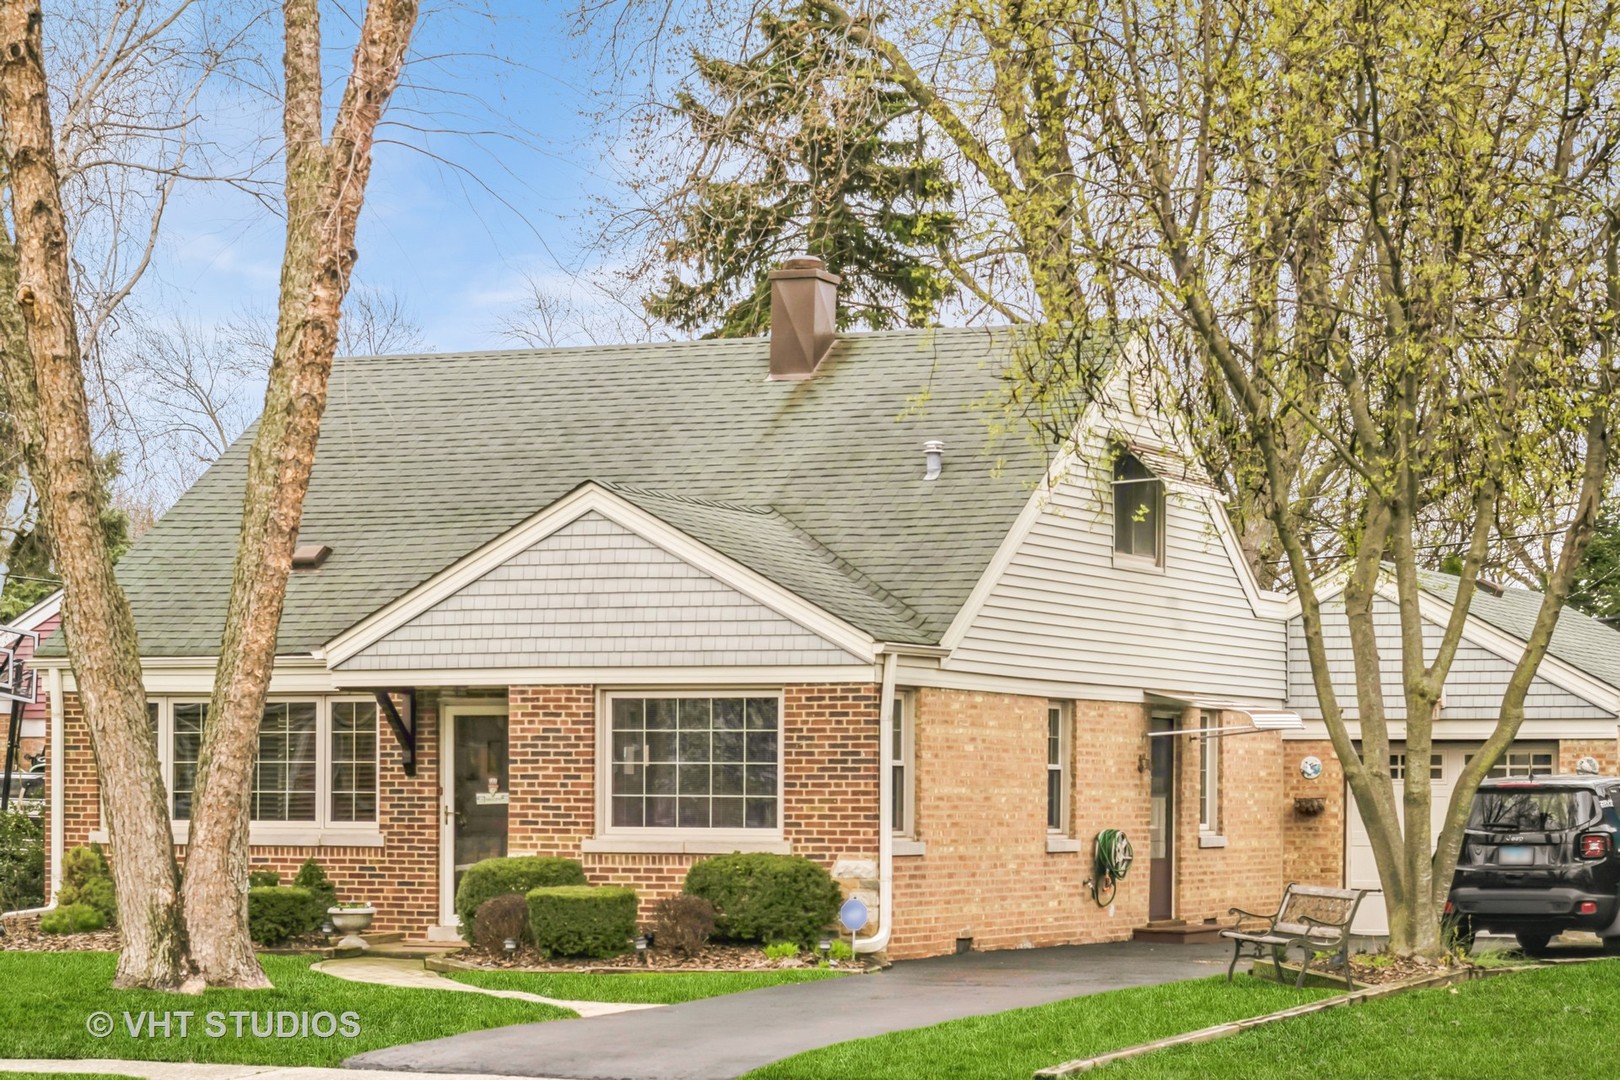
[1333,952,1471,986]
[449,941,866,972]
[0,912,121,952]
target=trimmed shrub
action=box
[293,858,338,923]
[455,856,585,941]
[527,885,637,959]
[650,893,715,957]
[248,885,317,946]
[473,894,529,954]
[39,902,105,934]
[683,853,841,947]
[248,869,282,888]
[0,809,43,913]
[58,845,116,925]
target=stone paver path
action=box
[349,940,1234,1080]
[312,958,660,1019]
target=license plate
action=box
[1499,845,1534,866]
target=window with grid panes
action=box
[609,695,779,830]
[253,701,318,821]
[330,701,378,823]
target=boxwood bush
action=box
[683,852,841,947]
[455,856,585,941]
[39,902,105,934]
[249,885,317,946]
[57,844,116,925]
[527,885,637,959]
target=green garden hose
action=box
[1091,828,1135,906]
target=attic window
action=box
[291,543,332,571]
[1112,451,1164,566]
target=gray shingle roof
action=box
[1416,569,1620,691]
[80,326,1066,658]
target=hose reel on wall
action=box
[1091,828,1134,906]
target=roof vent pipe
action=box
[923,440,945,481]
[768,255,841,380]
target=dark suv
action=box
[1448,774,1620,955]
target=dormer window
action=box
[1113,450,1164,566]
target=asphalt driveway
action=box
[346,940,1233,1080]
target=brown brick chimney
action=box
[769,255,840,379]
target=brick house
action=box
[26,259,1620,955]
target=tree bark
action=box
[180,0,419,988]
[0,1,193,990]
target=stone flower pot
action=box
[329,906,375,950]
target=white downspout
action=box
[47,665,63,901]
[856,651,898,954]
[9,666,65,920]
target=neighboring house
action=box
[1283,570,1620,934]
[29,258,1620,953]
[4,592,61,768]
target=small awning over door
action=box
[1145,693,1304,738]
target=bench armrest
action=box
[1299,913,1350,931]
[1228,906,1277,921]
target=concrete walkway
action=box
[0,1060,562,1080]
[348,940,1234,1080]
[313,958,661,1019]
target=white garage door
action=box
[1347,742,1556,935]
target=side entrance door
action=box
[440,705,510,927]
[1148,713,1177,921]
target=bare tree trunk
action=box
[0,2,192,990]
[180,0,419,988]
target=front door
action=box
[1148,714,1176,921]
[442,707,510,925]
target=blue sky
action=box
[150,3,630,351]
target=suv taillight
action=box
[1579,833,1610,859]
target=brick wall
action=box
[1559,738,1620,775]
[1173,713,1287,923]
[56,689,446,935]
[1280,738,1344,886]
[505,684,882,918]
[890,691,1153,959]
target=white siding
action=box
[948,456,1288,700]
[336,511,863,671]
[1286,595,1612,721]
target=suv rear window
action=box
[1468,788,1598,832]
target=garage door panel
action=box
[1347,742,1552,935]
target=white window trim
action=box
[1111,458,1167,568]
[1199,718,1220,836]
[596,689,786,846]
[893,689,917,839]
[328,697,383,827]
[1047,701,1071,838]
[103,695,384,847]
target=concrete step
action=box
[1132,919,1225,944]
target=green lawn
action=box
[747,976,1336,1080]
[0,1075,138,1080]
[0,952,566,1066]
[448,967,846,1004]
[1103,960,1620,1078]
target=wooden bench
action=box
[1221,883,1373,991]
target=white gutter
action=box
[47,665,62,901]
[856,652,898,954]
